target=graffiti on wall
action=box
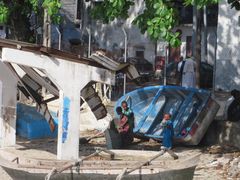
[62,97,70,143]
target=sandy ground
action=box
[0,134,238,180]
[0,94,238,180]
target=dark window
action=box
[176,4,193,24]
[136,51,144,58]
[186,36,192,57]
[207,4,218,27]
[76,0,83,20]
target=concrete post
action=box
[0,62,17,148]
[0,81,2,146]
[122,27,127,95]
[57,88,81,160]
[43,9,51,47]
[1,48,115,160]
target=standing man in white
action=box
[178,56,196,88]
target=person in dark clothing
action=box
[115,106,133,146]
[227,89,240,122]
[176,56,185,85]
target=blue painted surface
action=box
[16,103,58,140]
[162,120,174,148]
[115,85,211,141]
[62,97,70,143]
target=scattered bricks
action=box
[207,145,223,154]
[217,157,231,166]
[230,157,239,167]
[227,157,240,178]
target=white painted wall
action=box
[0,61,17,147]
[0,81,2,146]
[90,3,195,66]
[1,48,115,160]
[216,0,240,91]
[207,27,217,65]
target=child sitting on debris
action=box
[121,101,134,129]
[160,113,174,150]
[115,106,133,146]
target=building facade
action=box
[216,0,240,91]
[56,0,217,70]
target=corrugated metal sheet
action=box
[81,85,107,120]
[90,53,139,80]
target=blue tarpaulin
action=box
[16,103,58,139]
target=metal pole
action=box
[86,27,91,58]
[192,6,197,57]
[212,31,217,97]
[203,6,207,62]
[43,9,51,48]
[122,27,127,95]
[55,27,61,50]
[164,44,168,85]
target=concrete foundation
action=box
[202,120,240,149]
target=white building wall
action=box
[216,0,240,91]
[0,61,17,147]
[90,0,157,65]
[207,27,217,65]
[52,0,81,51]
[90,1,195,66]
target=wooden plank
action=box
[81,85,107,120]
[166,149,178,160]
[116,150,166,180]
[19,66,59,96]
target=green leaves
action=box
[91,0,134,23]
[184,0,218,8]
[29,0,39,12]
[133,0,180,47]
[91,0,223,47]
[91,0,182,46]
[228,0,240,10]
[0,3,9,24]
[0,0,62,25]
[42,0,62,24]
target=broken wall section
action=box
[0,61,17,147]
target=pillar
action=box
[57,88,81,160]
[0,61,17,148]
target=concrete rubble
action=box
[198,145,240,179]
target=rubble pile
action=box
[206,145,240,178]
[227,156,240,178]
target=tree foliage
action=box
[227,0,240,10]
[91,0,219,47]
[184,0,219,8]
[0,0,61,24]
[0,0,61,42]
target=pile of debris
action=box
[206,145,240,178]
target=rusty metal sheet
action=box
[0,39,105,69]
[19,66,59,96]
[81,85,107,120]
[5,63,56,132]
[90,53,140,80]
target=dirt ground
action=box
[0,134,239,180]
[0,96,239,180]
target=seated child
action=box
[114,106,133,146]
[121,101,134,129]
